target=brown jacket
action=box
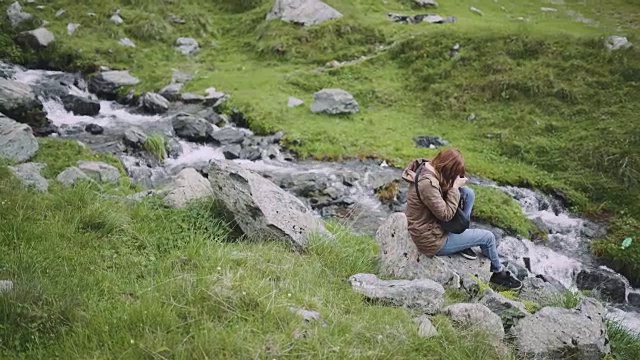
[402,158,461,256]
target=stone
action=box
[7,1,33,28]
[76,161,120,183]
[240,146,262,161]
[56,166,93,187]
[180,93,205,103]
[413,135,448,149]
[8,162,48,192]
[176,37,199,55]
[125,189,163,203]
[605,36,632,51]
[61,94,100,116]
[222,144,242,160]
[119,38,136,48]
[204,87,227,106]
[89,70,139,99]
[415,0,438,6]
[288,96,304,107]
[123,128,147,148]
[460,274,480,298]
[289,307,322,322]
[0,280,13,293]
[442,303,505,341]
[208,159,333,250]
[120,156,169,189]
[511,297,610,359]
[163,168,213,208]
[14,28,55,50]
[266,0,342,26]
[55,9,66,17]
[0,79,47,128]
[628,291,640,307]
[479,289,529,329]
[110,14,123,24]
[171,113,214,143]
[166,138,183,159]
[348,273,444,314]
[211,127,248,145]
[159,83,183,101]
[310,89,359,114]
[0,114,38,163]
[84,123,104,135]
[541,7,558,12]
[375,213,492,286]
[518,276,562,306]
[414,315,438,338]
[469,6,484,16]
[140,92,169,114]
[172,69,193,84]
[576,268,627,304]
[67,23,79,35]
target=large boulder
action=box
[76,161,120,183]
[442,303,505,341]
[576,268,627,304]
[208,159,333,250]
[348,273,444,314]
[7,1,33,28]
[0,79,47,128]
[510,297,610,359]
[310,88,359,115]
[163,168,213,208]
[8,162,48,192]
[140,92,169,114]
[375,212,492,287]
[14,28,55,50]
[518,276,562,306]
[0,114,38,163]
[88,70,139,99]
[266,0,342,26]
[171,113,214,142]
[61,94,100,116]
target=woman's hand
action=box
[453,176,468,189]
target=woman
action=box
[402,148,522,290]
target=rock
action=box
[172,69,193,84]
[511,297,610,359]
[288,96,304,107]
[375,213,492,286]
[7,1,33,28]
[310,89,359,115]
[123,128,147,148]
[159,83,183,101]
[605,35,632,51]
[211,127,248,145]
[348,273,445,314]
[576,268,626,304]
[8,162,48,192]
[171,113,214,142]
[61,94,100,116]
[166,138,183,159]
[176,37,199,55]
[518,276,561,306]
[442,303,505,341]
[119,38,136,48]
[479,289,529,329]
[387,12,456,24]
[56,166,93,187]
[55,9,66,17]
[0,79,47,128]
[266,0,342,26]
[110,9,124,24]
[204,87,227,107]
[222,144,242,160]
[0,280,13,293]
[0,114,38,163]
[67,23,79,35]
[414,315,438,338]
[84,123,104,135]
[76,161,120,183]
[120,156,169,189]
[469,6,484,16]
[415,0,438,6]
[240,146,262,161]
[125,189,163,203]
[460,274,480,298]
[628,291,640,307]
[413,135,448,149]
[289,307,322,322]
[208,159,333,250]
[167,14,186,24]
[14,28,55,50]
[180,93,205,103]
[541,7,558,12]
[89,70,139,99]
[140,92,169,114]
[163,168,213,208]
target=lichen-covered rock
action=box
[414,315,438,338]
[8,162,48,192]
[175,37,199,55]
[442,303,505,341]
[479,289,529,330]
[7,1,33,28]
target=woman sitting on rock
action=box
[402,147,522,290]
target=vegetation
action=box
[142,134,168,162]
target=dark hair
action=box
[431,147,465,189]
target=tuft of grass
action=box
[546,290,584,309]
[608,321,640,360]
[142,134,168,162]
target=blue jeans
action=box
[436,187,503,273]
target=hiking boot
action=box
[489,271,522,290]
[459,248,477,260]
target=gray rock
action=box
[605,36,632,51]
[8,162,48,192]
[159,83,183,101]
[310,88,359,115]
[541,7,558,12]
[289,307,322,322]
[172,69,193,84]
[469,6,484,16]
[415,0,438,6]
[176,37,199,55]
[204,87,226,106]
[163,168,213,208]
[84,123,103,135]
[61,94,100,116]
[77,161,120,183]
[180,93,205,103]
[119,37,136,48]
[55,9,66,17]
[222,144,242,160]
[239,146,262,161]
[67,23,79,35]
[140,92,169,114]
[628,291,640,307]
[413,135,448,149]
[110,14,123,24]
[211,127,248,145]
[511,297,610,359]
[0,114,38,163]
[0,78,46,128]
[442,303,505,341]
[166,138,183,158]
[288,96,304,107]
[14,28,55,49]
[348,273,445,314]
[0,280,13,293]
[123,128,147,148]
[7,1,33,28]
[56,167,93,187]
[125,189,163,203]
[460,274,480,298]
[171,113,214,142]
[576,268,627,304]
[479,289,529,329]
[120,155,169,189]
[89,70,139,99]
[519,277,562,306]
[266,0,342,26]
[208,159,333,250]
[414,315,438,338]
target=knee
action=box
[480,230,495,245]
[460,186,475,201]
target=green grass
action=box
[142,134,168,162]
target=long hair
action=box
[431,147,465,190]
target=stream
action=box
[4,62,640,335]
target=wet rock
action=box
[140,92,169,114]
[166,138,183,159]
[8,162,48,192]
[0,114,38,163]
[163,168,213,208]
[266,0,342,26]
[348,273,444,314]
[628,291,640,307]
[605,36,632,51]
[89,70,139,99]
[208,159,333,250]
[222,144,242,160]
[479,289,529,330]
[211,127,249,145]
[180,93,205,103]
[119,38,136,48]
[288,96,304,107]
[518,276,562,306]
[171,113,214,143]
[176,37,199,55]
[7,1,33,28]
[310,88,359,114]
[511,297,610,359]
[77,161,120,183]
[123,128,147,148]
[414,315,438,338]
[120,156,169,189]
[413,135,448,149]
[84,123,104,135]
[239,146,262,161]
[14,28,55,50]
[415,0,438,6]
[576,268,627,304]
[0,280,13,293]
[159,83,183,101]
[56,166,93,187]
[442,303,505,341]
[61,94,100,116]
[0,78,47,128]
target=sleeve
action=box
[418,177,461,222]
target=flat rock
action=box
[348,273,445,314]
[88,70,139,99]
[288,96,304,107]
[8,162,48,192]
[7,1,33,28]
[0,114,38,163]
[0,79,47,128]
[414,315,438,338]
[208,159,333,250]
[176,37,199,55]
[77,161,120,183]
[85,123,104,135]
[211,127,248,145]
[415,0,438,6]
[479,289,529,329]
[159,83,183,101]
[14,28,55,50]
[56,166,93,187]
[310,88,359,115]
[576,268,627,304]
[266,0,342,26]
[61,94,100,116]
[140,92,169,114]
[180,93,205,103]
[163,168,213,208]
[606,36,632,51]
[119,38,136,48]
[171,113,214,142]
[222,144,242,160]
[442,303,505,341]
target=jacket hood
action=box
[402,158,438,184]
